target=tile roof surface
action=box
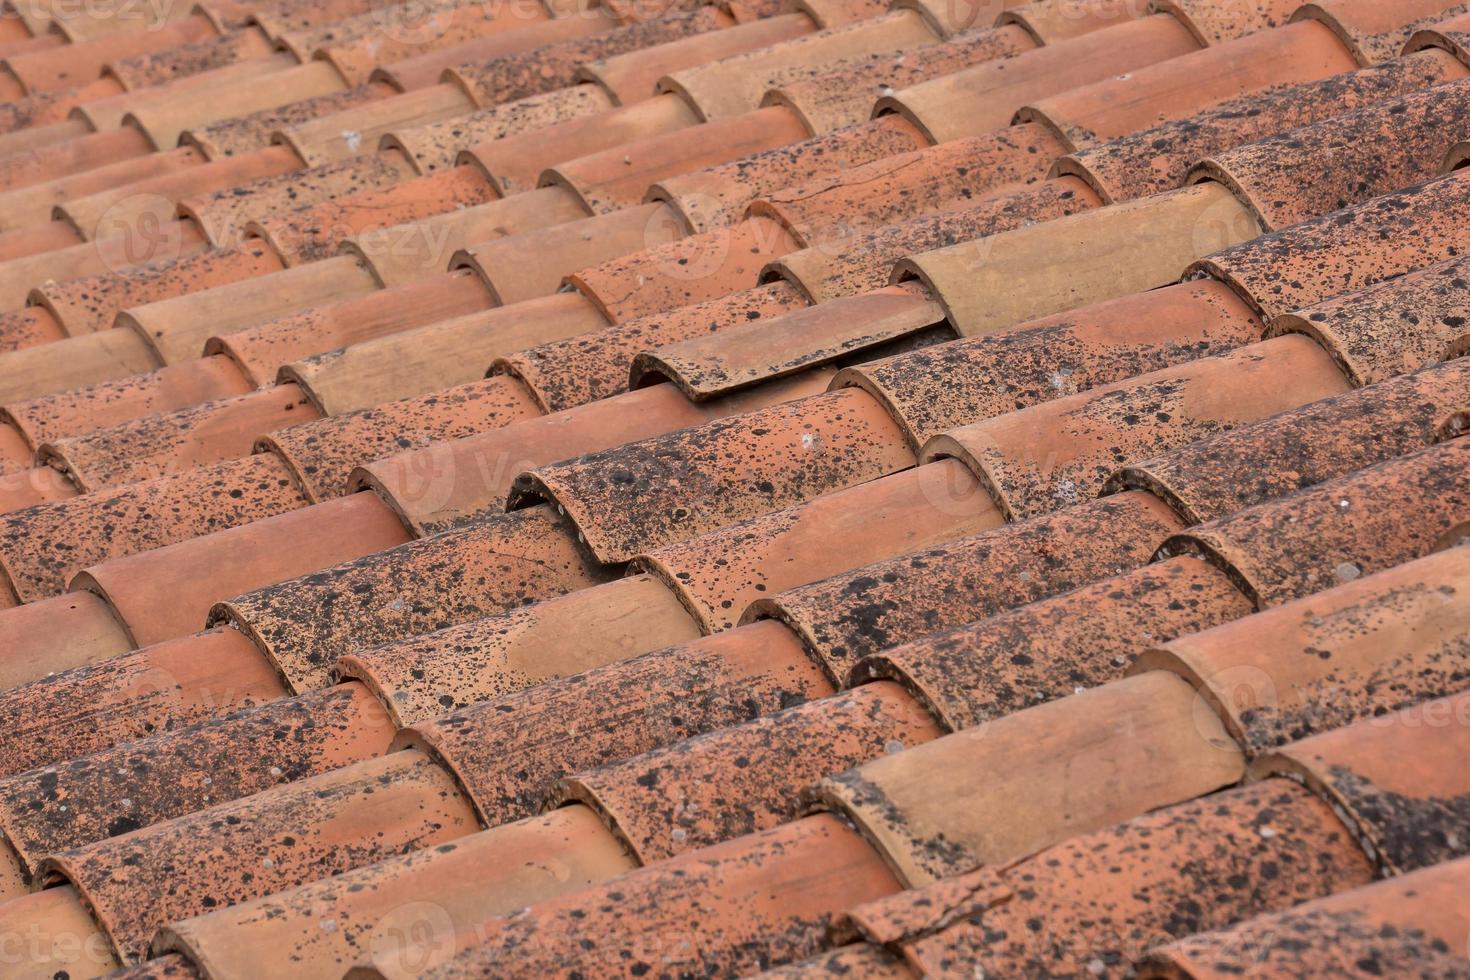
[0,0,1464,976]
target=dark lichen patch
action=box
[1322,764,1470,875]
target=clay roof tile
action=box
[1158,436,1470,606]
[1139,853,1470,977]
[1249,684,1470,874]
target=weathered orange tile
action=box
[859,555,1251,731]
[924,336,1351,521]
[360,372,833,537]
[652,116,925,233]
[626,286,944,399]
[0,627,282,777]
[40,384,320,492]
[46,748,479,960]
[1159,437,1470,606]
[880,12,1200,145]
[814,670,1244,887]
[557,681,942,862]
[1139,543,1470,755]
[507,383,909,562]
[892,780,1373,978]
[503,282,808,412]
[1111,357,1470,524]
[838,280,1262,449]
[341,573,700,725]
[210,267,492,386]
[1249,686,1470,874]
[73,488,409,647]
[1024,18,1360,153]
[392,621,829,827]
[1190,77,1470,232]
[1139,855,1470,978]
[0,681,394,880]
[567,215,799,323]
[0,453,307,601]
[639,457,1002,632]
[1194,167,1470,320]
[1270,252,1470,384]
[262,376,540,501]
[158,807,635,978]
[215,504,609,694]
[1062,47,1466,203]
[0,589,131,689]
[756,490,1184,683]
[768,18,1035,135]
[377,814,900,979]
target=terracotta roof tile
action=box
[0,453,308,600]
[50,748,479,959]
[0,2,1467,972]
[392,813,900,980]
[0,681,395,881]
[1140,856,1470,978]
[340,571,701,723]
[923,335,1351,521]
[218,505,611,692]
[162,806,637,978]
[1192,166,1470,320]
[756,490,1186,683]
[1060,46,1468,203]
[857,780,1373,976]
[70,493,411,649]
[1111,350,1470,524]
[560,681,940,859]
[507,282,809,411]
[1158,437,1470,606]
[1147,545,1470,754]
[1249,684,1470,875]
[880,12,1202,144]
[503,383,911,561]
[0,626,279,777]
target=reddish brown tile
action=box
[1139,855,1470,978]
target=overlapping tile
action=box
[0,1,1464,976]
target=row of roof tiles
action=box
[0,0,1463,976]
